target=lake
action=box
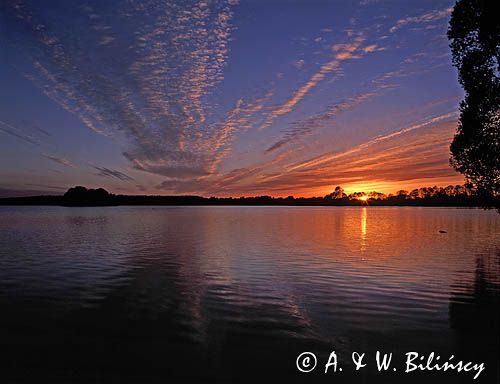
[0,206,499,383]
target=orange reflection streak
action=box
[360,207,367,252]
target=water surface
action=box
[0,206,499,383]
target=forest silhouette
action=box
[0,185,498,208]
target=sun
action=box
[358,196,369,202]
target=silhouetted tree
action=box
[349,192,367,200]
[63,186,89,200]
[448,0,500,195]
[325,186,346,200]
[447,186,455,195]
[63,186,114,206]
[368,191,387,200]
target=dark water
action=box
[0,206,499,383]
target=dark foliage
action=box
[448,0,500,195]
[0,185,498,208]
[62,186,116,206]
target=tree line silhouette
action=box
[0,185,497,208]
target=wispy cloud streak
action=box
[94,166,134,181]
[42,154,74,167]
[265,70,400,153]
[212,116,462,196]
[390,7,452,33]
[260,33,367,130]
[0,120,39,145]
[288,112,458,171]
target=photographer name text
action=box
[296,351,485,380]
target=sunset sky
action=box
[0,0,465,197]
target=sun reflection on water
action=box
[360,207,367,252]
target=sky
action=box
[0,0,465,197]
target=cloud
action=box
[135,184,147,192]
[263,50,453,156]
[157,148,294,195]
[260,33,366,130]
[42,153,75,167]
[264,67,404,153]
[24,183,66,191]
[2,2,460,197]
[0,120,39,145]
[390,7,452,33]
[293,59,305,69]
[212,116,462,196]
[3,0,239,180]
[362,44,385,53]
[93,166,134,181]
[401,52,427,64]
[97,36,115,46]
[288,112,458,171]
[0,187,62,198]
[264,89,381,153]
